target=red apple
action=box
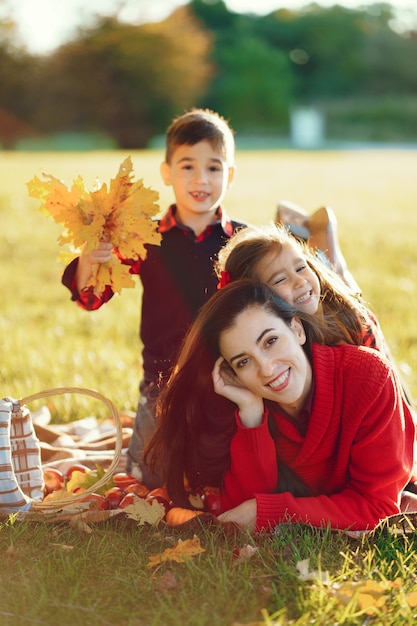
[104,486,125,509]
[66,463,90,481]
[80,493,109,511]
[43,468,65,494]
[204,487,221,514]
[146,487,171,513]
[119,493,147,509]
[124,482,149,498]
[112,472,142,490]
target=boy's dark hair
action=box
[165,108,235,165]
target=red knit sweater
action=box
[220,343,415,531]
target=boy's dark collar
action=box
[159,204,234,236]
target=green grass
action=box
[0,149,416,625]
[2,515,417,625]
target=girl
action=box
[145,280,415,532]
[216,222,384,350]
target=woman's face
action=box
[219,304,313,416]
[254,242,321,315]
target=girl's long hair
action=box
[145,279,323,507]
[216,223,371,346]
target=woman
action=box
[145,280,415,532]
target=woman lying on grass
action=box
[145,280,415,532]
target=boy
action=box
[62,108,245,488]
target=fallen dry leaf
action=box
[329,577,406,615]
[123,496,165,526]
[405,590,417,608]
[233,544,259,567]
[296,558,329,583]
[147,535,205,568]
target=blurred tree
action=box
[0,14,36,147]
[253,3,417,102]
[27,6,212,148]
[1,1,417,147]
[207,35,293,132]
[190,0,293,133]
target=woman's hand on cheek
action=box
[217,498,257,531]
[212,357,264,427]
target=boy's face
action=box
[160,140,235,226]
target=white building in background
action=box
[290,107,325,149]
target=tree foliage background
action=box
[0,0,416,148]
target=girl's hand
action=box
[212,357,264,428]
[217,498,257,531]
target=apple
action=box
[104,486,125,509]
[118,493,140,509]
[43,468,65,494]
[146,487,171,513]
[203,487,221,514]
[80,493,109,510]
[112,472,143,490]
[66,463,90,481]
[124,482,149,498]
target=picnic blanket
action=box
[32,404,133,476]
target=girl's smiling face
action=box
[254,242,321,315]
[219,304,312,417]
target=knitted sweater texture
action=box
[221,343,415,531]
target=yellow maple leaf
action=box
[27,156,161,296]
[405,590,417,608]
[147,535,205,568]
[331,578,400,615]
[122,495,165,526]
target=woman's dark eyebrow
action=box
[229,328,275,364]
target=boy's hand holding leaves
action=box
[27,156,161,296]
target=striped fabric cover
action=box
[0,398,44,510]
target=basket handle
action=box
[19,387,123,510]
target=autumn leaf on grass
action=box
[296,558,329,584]
[27,156,161,296]
[123,495,165,526]
[233,544,259,567]
[147,535,205,568]
[328,578,417,615]
[405,590,417,608]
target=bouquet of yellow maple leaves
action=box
[27,156,161,296]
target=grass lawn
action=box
[0,148,416,625]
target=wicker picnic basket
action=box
[0,387,122,515]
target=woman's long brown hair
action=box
[144,280,323,507]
